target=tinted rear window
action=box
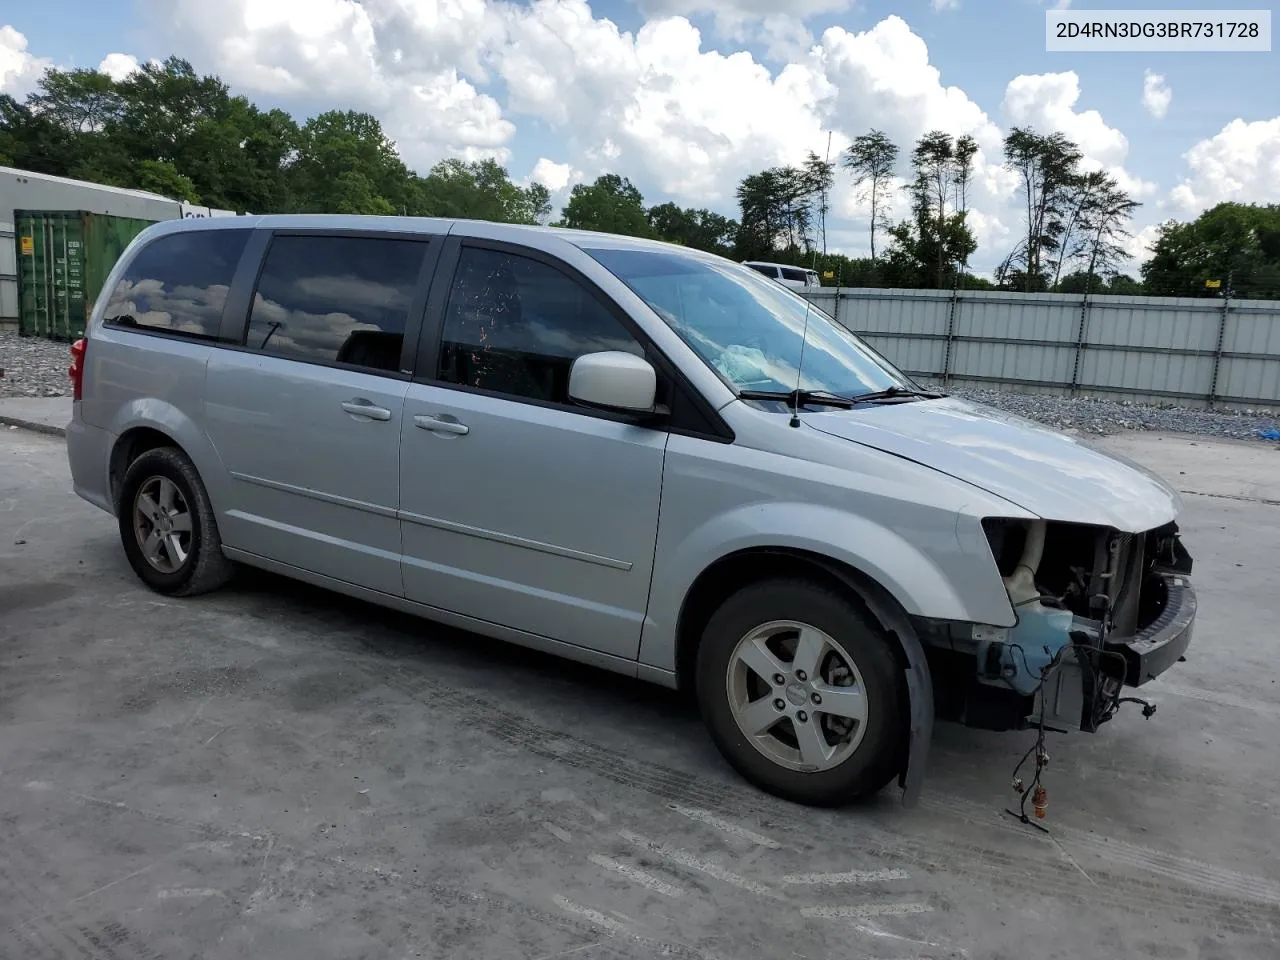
[780,267,808,282]
[746,264,777,278]
[245,235,427,373]
[104,229,250,340]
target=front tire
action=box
[695,578,905,807]
[117,447,235,597]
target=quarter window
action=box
[437,247,644,404]
[103,229,250,340]
[245,235,427,373]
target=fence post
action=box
[942,271,960,386]
[1207,271,1232,410]
[1069,284,1092,396]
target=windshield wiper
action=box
[738,388,854,409]
[847,385,946,403]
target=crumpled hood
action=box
[802,396,1181,532]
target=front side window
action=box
[437,246,644,404]
[747,263,777,278]
[245,235,427,373]
[584,246,912,400]
[104,228,250,340]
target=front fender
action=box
[640,499,1014,673]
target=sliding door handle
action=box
[414,414,470,436]
[341,399,392,422]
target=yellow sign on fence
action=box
[1205,278,1222,289]
[19,236,33,255]
[823,271,835,279]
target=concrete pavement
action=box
[1,428,1278,959]
[0,396,72,436]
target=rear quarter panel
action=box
[80,328,225,511]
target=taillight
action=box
[69,337,87,401]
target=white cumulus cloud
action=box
[1142,70,1171,120]
[527,157,583,194]
[1169,117,1280,213]
[0,25,50,97]
[146,0,515,167]
[1003,70,1157,198]
[98,53,140,82]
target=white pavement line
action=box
[156,888,224,899]
[619,829,779,899]
[801,902,933,920]
[553,895,626,934]
[669,804,782,849]
[589,854,681,897]
[543,822,574,843]
[853,923,941,947]
[782,869,910,885]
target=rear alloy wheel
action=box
[117,447,235,597]
[132,475,192,575]
[696,579,904,806]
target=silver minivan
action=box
[66,216,1196,807]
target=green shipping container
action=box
[16,210,156,341]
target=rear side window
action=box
[103,229,250,340]
[245,235,427,374]
[781,267,808,282]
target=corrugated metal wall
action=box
[805,288,1280,410]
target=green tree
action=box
[1001,127,1083,291]
[135,159,199,203]
[646,202,738,255]
[1073,173,1140,289]
[803,150,836,257]
[418,158,551,224]
[0,93,81,176]
[883,131,977,288]
[843,130,899,263]
[557,174,651,236]
[289,110,408,214]
[27,67,123,132]
[1141,202,1280,299]
[734,167,813,260]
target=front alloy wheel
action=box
[726,620,869,772]
[696,578,905,806]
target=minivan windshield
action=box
[583,246,914,400]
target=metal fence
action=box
[802,287,1280,411]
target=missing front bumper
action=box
[1108,575,1196,686]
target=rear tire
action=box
[695,578,905,806]
[117,447,235,597]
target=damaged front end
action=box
[932,518,1196,734]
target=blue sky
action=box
[3,0,1277,274]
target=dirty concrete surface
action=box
[1,427,1277,960]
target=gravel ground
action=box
[0,331,71,399]
[3,330,1278,440]
[948,385,1280,442]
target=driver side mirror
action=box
[568,351,657,413]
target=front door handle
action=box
[341,399,392,422]
[414,414,470,436]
